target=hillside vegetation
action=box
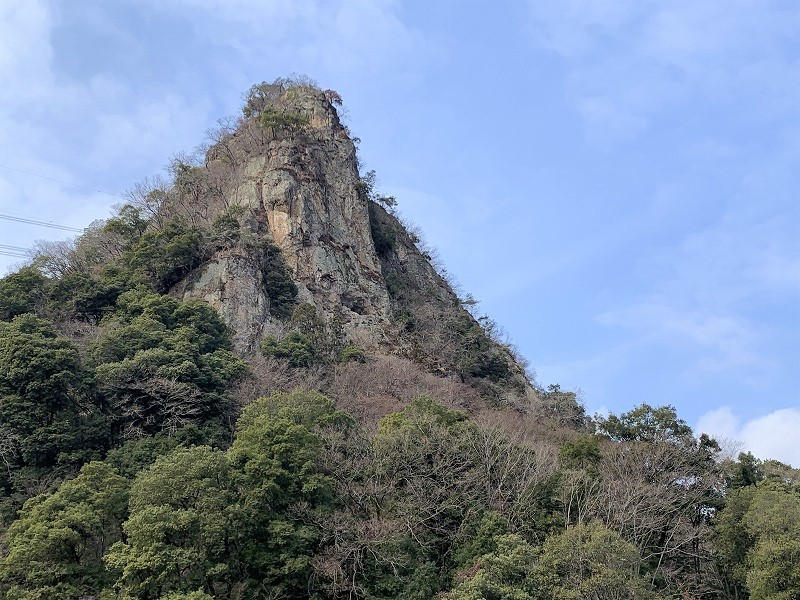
[0,78,797,600]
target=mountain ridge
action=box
[156,80,533,403]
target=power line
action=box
[0,250,30,258]
[0,163,122,198]
[0,243,30,252]
[0,213,84,232]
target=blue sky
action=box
[1,0,798,464]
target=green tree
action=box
[444,533,539,600]
[559,435,601,471]
[596,403,694,445]
[45,271,129,323]
[0,314,104,519]
[742,484,800,599]
[534,522,660,600]
[160,592,214,600]
[536,384,588,430]
[91,291,247,440]
[104,204,149,245]
[260,241,297,318]
[368,201,396,257]
[0,462,129,599]
[311,404,462,599]
[338,344,367,363]
[105,446,235,599]
[0,315,83,435]
[761,458,800,489]
[714,485,755,598]
[260,331,318,367]
[123,218,205,292]
[241,81,284,117]
[448,314,510,383]
[374,397,483,540]
[104,424,229,479]
[0,267,47,321]
[227,389,348,597]
[257,109,309,132]
[715,481,800,599]
[365,398,487,596]
[583,407,722,594]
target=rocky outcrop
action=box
[173,83,532,401]
[176,250,270,353]
[178,87,392,352]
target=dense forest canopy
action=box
[0,78,797,599]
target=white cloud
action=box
[0,0,439,273]
[597,301,764,377]
[147,0,437,80]
[0,1,216,272]
[696,406,800,467]
[527,0,798,140]
[696,406,739,439]
[88,92,212,166]
[0,1,51,99]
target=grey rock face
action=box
[176,250,270,353]
[172,85,533,401]
[178,89,392,352]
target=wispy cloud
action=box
[696,406,800,467]
[527,0,799,140]
[518,0,798,419]
[0,0,440,273]
[147,0,440,81]
[0,1,215,271]
[595,203,797,383]
[598,302,764,376]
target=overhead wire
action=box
[0,250,30,258]
[0,164,121,260]
[0,243,31,252]
[0,213,84,232]
[0,163,122,198]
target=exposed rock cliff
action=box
[176,86,391,352]
[169,82,531,400]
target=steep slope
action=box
[368,202,531,400]
[165,81,532,400]
[173,85,391,352]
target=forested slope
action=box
[0,78,796,600]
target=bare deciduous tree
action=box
[581,439,722,594]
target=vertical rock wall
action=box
[179,89,392,352]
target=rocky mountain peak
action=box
[176,84,392,352]
[167,80,531,401]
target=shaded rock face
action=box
[370,203,534,400]
[172,85,533,400]
[370,203,459,307]
[179,89,392,352]
[176,251,270,353]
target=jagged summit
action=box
[174,83,392,352]
[155,79,532,400]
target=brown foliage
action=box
[327,354,483,424]
[232,354,328,408]
[574,439,723,594]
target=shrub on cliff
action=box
[260,332,318,368]
[260,241,298,318]
[257,109,309,133]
